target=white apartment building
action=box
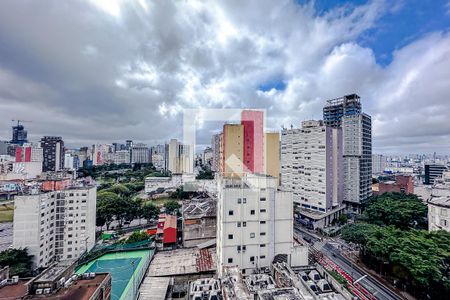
[13,185,96,268]
[113,150,131,165]
[217,174,300,276]
[168,139,193,174]
[280,121,343,213]
[372,154,386,175]
[342,113,372,211]
[131,143,149,164]
[428,172,450,232]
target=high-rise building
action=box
[126,140,133,150]
[131,143,149,164]
[264,132,280,179]
[342,113,372,210]
[424,164,448,185]
[211,134,221,172]
[221,124,244,176]
[168,139,193,174]
[241,110,264,174]
[372,154,386,175]
[323,94,372,211]
[216,174,294,276]
[281,121,343,217]
[150,144,168,171]
[13,184,96,268]
[0,141,8,155]
[12,143,44,178]
[11,123,28,146]
[40,136,64,172]
[323,94,361,128]
[112,150,131,165]
[203,147,213,168]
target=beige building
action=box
[222,124,244,176]
[264,132,280,180]
[168,139,193,174]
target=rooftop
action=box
[34,260,76,283]
[183,197,216,219]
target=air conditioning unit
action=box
[44,288,51,294]
[89,272,95,278]
[35,289,43,295]
[12,276,19,283]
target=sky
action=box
[0,0,449,154]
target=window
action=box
[243,222,247,227]
[243,198,247,204]
[250,210,255,215]
[260,197,266,201]
[260,221,266,224]
[237,198,242,204]
[260,255,266,259]
[260,209,266,213]
[260,232,266,236]
[250,233,255,238]
[237,222,241,227]
[237,246,241,251]
[260,244,266,247]
[228,258,233,263]
[228,234,233,240]
[242,245,246,251]
[229,210,234,216]
[250,256,255,262]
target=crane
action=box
[11,119,32,127]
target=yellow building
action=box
[222,124,244,176]
[265,132,280,181]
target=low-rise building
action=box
[373,175,414,196]
[182,196,217,248]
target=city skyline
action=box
[0,1,449,153]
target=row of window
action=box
[229,208,267,216]
[228,231,266,239]
[227,255,266,264]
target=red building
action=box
[241,110,264,174]
[373,175,414,196]
[15,146,31,162]
[156,214,177,246]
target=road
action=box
[294,226,402,300]
[0,222,13,251]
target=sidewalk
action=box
[342,252,416,300]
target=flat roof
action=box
[34,260,76,283]
[41,273,109,300]
[0,279,28,300]
[138,277,170,300]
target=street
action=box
[294,225,403,300]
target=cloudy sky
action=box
[0,0,449,154]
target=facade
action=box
[0,141,9,155]
[13,185,96,268]
[281,120,343,214]
[203,147,213,168]
[40,136,64,172]
[12,143,43,178]
[168,139,193,174]
[342,113,372,210]
[372,154,386,175]
[211,134,221,172]
[131,143,149,164]
[241,110,264,174]
[424,164,448,185]
[91,144,112,166]
[111,150,130,165]
[182,197,216,247]
[222,124,244,176]
[216,174,294,276]
[264,132,280,180]
[428,196,450,232]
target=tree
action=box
[0,248,34,277]
[164,200,181,214]
[141,203,159,223]
[103,184,132,198]
[341,223,380,246]
[362,193,427,229]
[125,231,149,244]
[338,214,348,225]
[96,191,120,230]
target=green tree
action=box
[0,248,34,277]
[103,184,132,198]
[96,191,120,230]
[125,231,149,244]
[164,200,181,214]
[141,203,159,222]
[362,193,427,229]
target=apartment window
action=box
[260,197,266,201]
[250,210,255,215]
[68,248,72,252]
[237,198,242,204]
[260,255,266,259]
[260,221,266,224]
[237,246,241,251]
[243,198,247,204]
[250,256,255,262]
[260,232,266,236]
[228,234,233,240]
[229,210,234,216]
[260,244,266,247]
[260,209,266,213]
[250,233,255,238]
[237,222,241,227]
[242,245,247,251]
[243,222,247,227]
[67,255,72,259]
[228,258,233,263]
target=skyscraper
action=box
[323,94,361,128]
[221,124,244,176]
[11,123,28,146]
[131,143,150,164]
[40,136,64,172]
[264,132,280,179]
